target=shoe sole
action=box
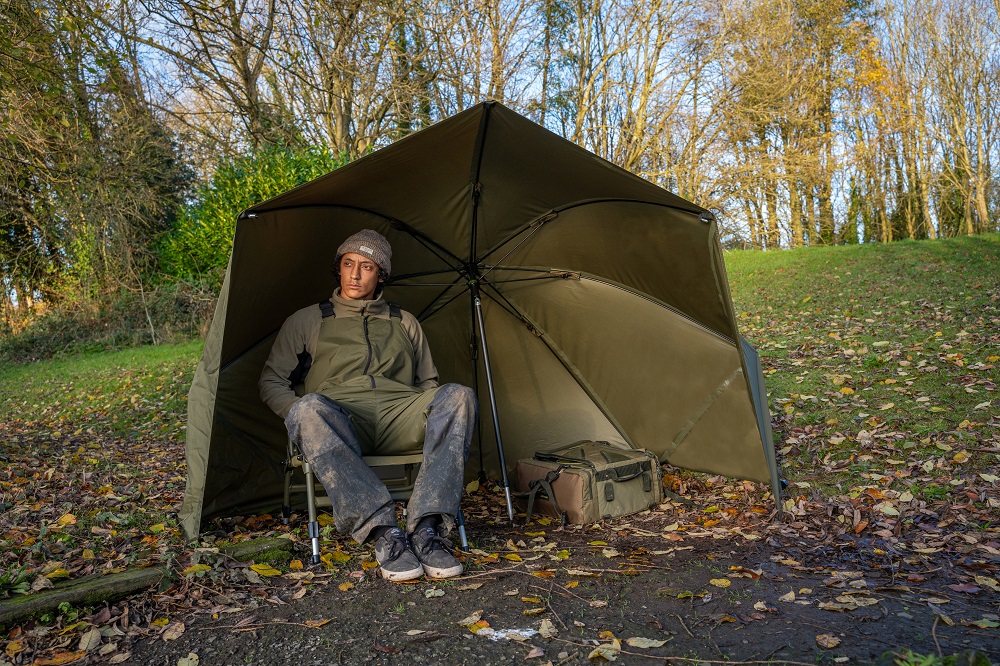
[379,565,424,582]
[422,563,464,579]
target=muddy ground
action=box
[124,502,998,666]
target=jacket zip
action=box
[361,315,376,388]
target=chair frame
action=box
[282,440,468,564]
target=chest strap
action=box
[319,299,402,320]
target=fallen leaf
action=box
[304,619,330,628]
[526,646,545,658]
[967,618,999,629]
[625,637,668,648]
[182,564,211,576]
[778,591,795,602]
[539,619,558,638]
[457,582,485,590]
[425,588,445,598]
[162,622,185,641]
[504,553,523,562]
[250,563,282,577]
[816,634,841,649]
[589,600,608,608]
[5,640,25,659]
[947,584,981,594]
[524,607,546,615]
[338,582,354,592]
[567,569,601,577]
[32,652,88,665]
[974,576,1000,592]
[56,513,77,527]
[588,638,621,662]
[468,620,491,635]
[709,579,731,588]
[457,611,483,626]
[78,628,102,651]
[323,551,351,565]
[177,652,200,666]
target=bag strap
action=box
[320,300,402,320]
[524,468,568,527]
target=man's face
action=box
[339,252,381,301]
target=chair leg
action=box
[281,467,293,526]
[282,440,296,525]
[302,460,322,565]
[456,508,469,552]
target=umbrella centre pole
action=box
[469,279,516,524]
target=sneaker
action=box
[373,527,423,581]
[410,524,463,579]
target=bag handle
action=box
[524,468,568,527]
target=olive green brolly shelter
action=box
[179,101,779,540]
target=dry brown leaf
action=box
[162,621,185,641]
[78,628,102,651]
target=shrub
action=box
[160,145,349,279]
[0,279,217,364]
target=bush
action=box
[160,145,349,279]
[0,279,217,364]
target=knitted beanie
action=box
[336,229,392,276]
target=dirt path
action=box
[125,509,998,665]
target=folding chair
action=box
[283,440,469,564]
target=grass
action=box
[724,233,1000,502]
[0,339,203,441]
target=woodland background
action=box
[2,0,999,352]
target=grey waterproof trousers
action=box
[285,383,477,544]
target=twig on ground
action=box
[673,613,694,638]
[932,614,943,660]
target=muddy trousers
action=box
[285,384,477,544]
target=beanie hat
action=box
[336,229,392,276]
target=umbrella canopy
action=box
[179,101,779,540]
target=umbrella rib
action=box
[415,282,469,322]
[386,268,465,283]
[477,281,639,451]
[240,203,467,271]
[478,196,705,265]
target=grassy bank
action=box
[726,233,999,509]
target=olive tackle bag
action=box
[515,441,663,525]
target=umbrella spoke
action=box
[476,281,639,452]
[387,268,465,283]
[478,212,557,279]
[387,218,467,274]
[415,280,470,322]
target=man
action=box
[259,229,477,581]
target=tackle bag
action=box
[515,441,663,525]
